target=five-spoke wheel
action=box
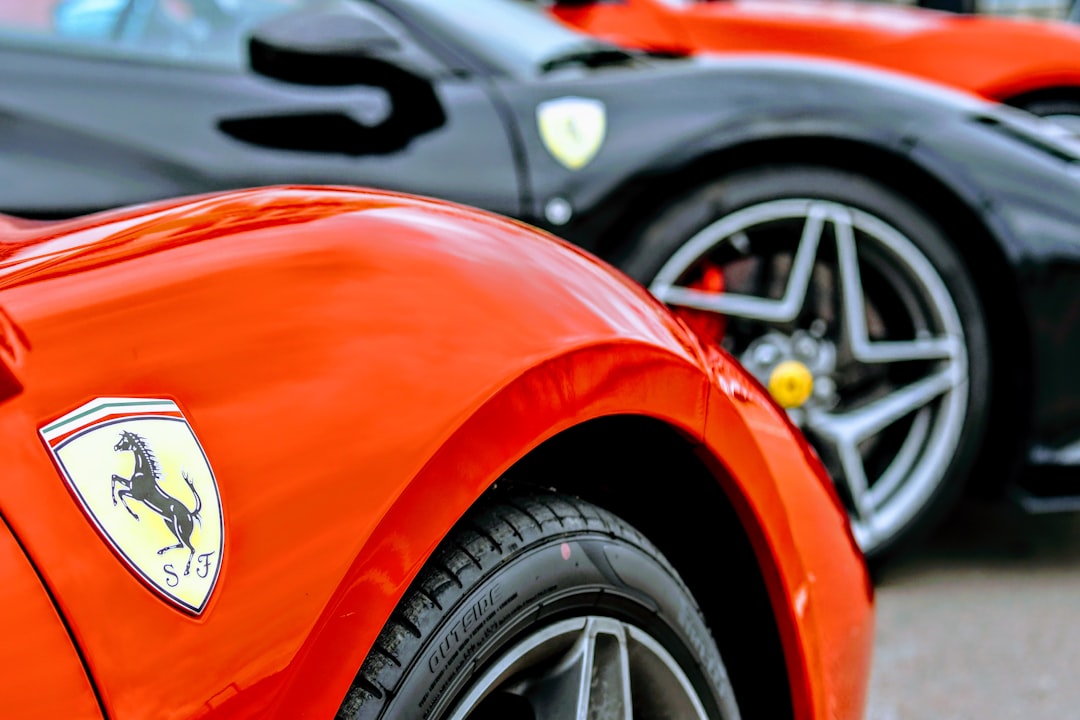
[623,166,990,562]
[449,617,712,719]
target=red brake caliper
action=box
[672,263,727,344]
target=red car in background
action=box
[548,0,1080,122]
[0,186,871,718]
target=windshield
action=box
[387,0,614,77]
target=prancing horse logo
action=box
[40,397,223,614]
[111,430,202,577]
[536,96,607,170]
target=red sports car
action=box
[0,186,871,718]
[548,0,1080,121]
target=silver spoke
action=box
[835,204,869,357]
[654,202,828,322]
[851,337,960,364]
[523,620,597,720]
[835,208,961,365]
[806,367,960,445]
[835,437,874,523]
[867,407,932,507]
[448,617,715,720]
[584,621,633,720]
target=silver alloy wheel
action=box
[448,616,714,720]
[650,198,968,554]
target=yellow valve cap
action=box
[768,360,814,409]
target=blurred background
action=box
[868,502,1080,718]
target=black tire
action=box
[337,492,740,719]
[621,165,991,565]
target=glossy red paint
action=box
[551,0,1080,104]
[702,343,874,720]
[0,515,102,718]
[0,186,871,719]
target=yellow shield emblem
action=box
[40,398,223,614]
[537,97,607,170]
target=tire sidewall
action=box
[386,533,738,719]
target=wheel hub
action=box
[740,326,838,413]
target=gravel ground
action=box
[866,502,1080,719]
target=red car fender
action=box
[274,341,873,720]
[702,350,873,720]
[271,340,717,717]
[275,347,872,720]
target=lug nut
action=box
[753,344,780,366]
[814,376,837,399]
[795,336,818,358]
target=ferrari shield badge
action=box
[537,97,606,170]
[40,398,223,614]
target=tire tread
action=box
[337,493,708,720]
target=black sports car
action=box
[5,0,1080,564]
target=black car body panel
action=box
[0,43,521,217]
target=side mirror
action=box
[236,1,447,156]
[248,1,442,87]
